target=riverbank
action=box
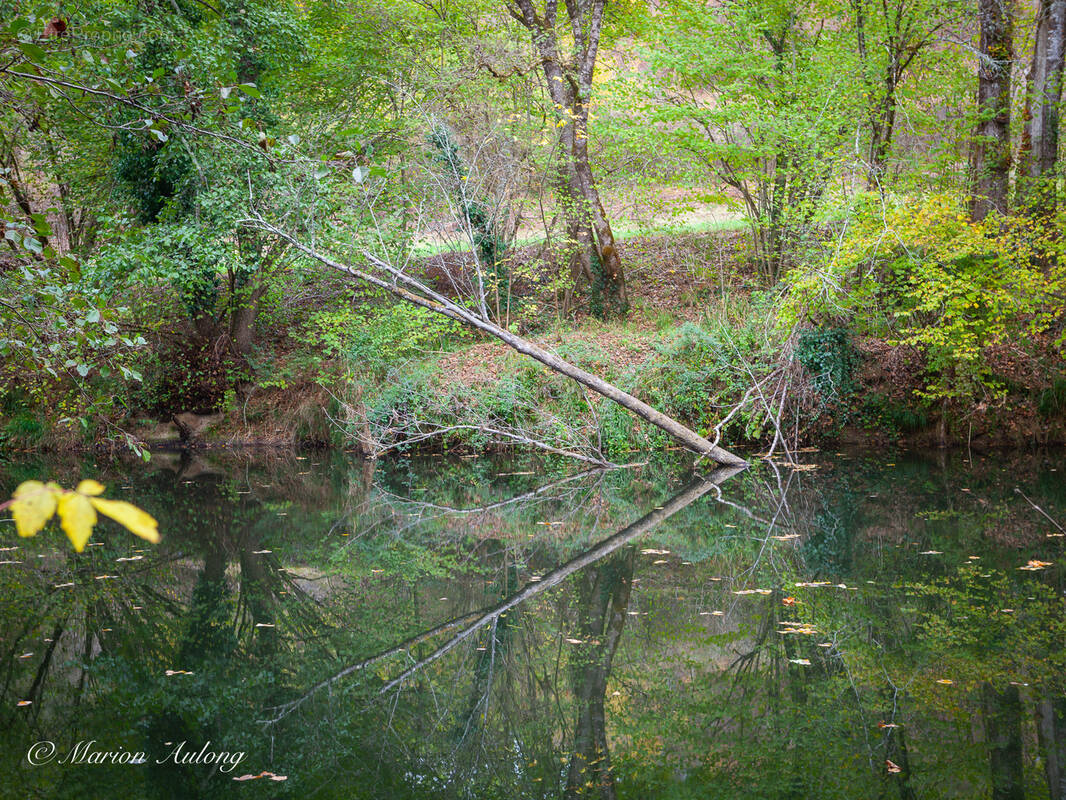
[4,225,1065,457]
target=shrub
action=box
[795,326,860,404]
[782,193,1065,403]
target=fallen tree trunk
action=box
[242,214,747,467]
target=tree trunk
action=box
[228,280,267,357]
[571,139,627,316]
[509,0,626,318]
[971,0,1014,221]
[1038,696,1066,800]
[1018,0,1066,212]
[565,549,632,800]
[982,682,1026,800]
[868,83,898,187]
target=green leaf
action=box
[18,42,47,63]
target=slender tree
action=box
[1018,0,1066,213]
[504,0,627,318]
[850,0,966,188]
[971,0,1014,221]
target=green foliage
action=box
[795,326,860,403]
[1037,377,1066,419]
[638,0,860,282]
[300,299,467,380]
[783,194,1066,402]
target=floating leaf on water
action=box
[564,638,586,645]
[641,549,670,555]
[653,559,668,565]
[935,679,954,685]
[164,669,194,676]
[1019,559,1052,571]
[779,625,818,635]
[252,549,272,554]
[116,555,144,562]
[782,596,797,606]
[255,623,275,628]
[919,550,942,555]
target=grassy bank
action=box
[4,218,1065,457]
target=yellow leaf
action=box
[89,498,160,544]
[57,493,96,552]
[11,481,58,538]
[75,479,106,496]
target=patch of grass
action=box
[1038,376,1066,418]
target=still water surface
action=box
[1,449,1064,799]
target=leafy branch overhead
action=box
[7,480,160,552]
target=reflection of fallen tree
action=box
[377,469,614,520]
[261,464,743,724]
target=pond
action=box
[1,448,1064,798]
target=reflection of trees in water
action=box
[3,450,1066,798]
[263,470,737,797]
[564,548,633,799]
[0,452,346,796]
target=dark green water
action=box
[1,449,1064,799]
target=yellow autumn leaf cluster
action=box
[8,480,160,552]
